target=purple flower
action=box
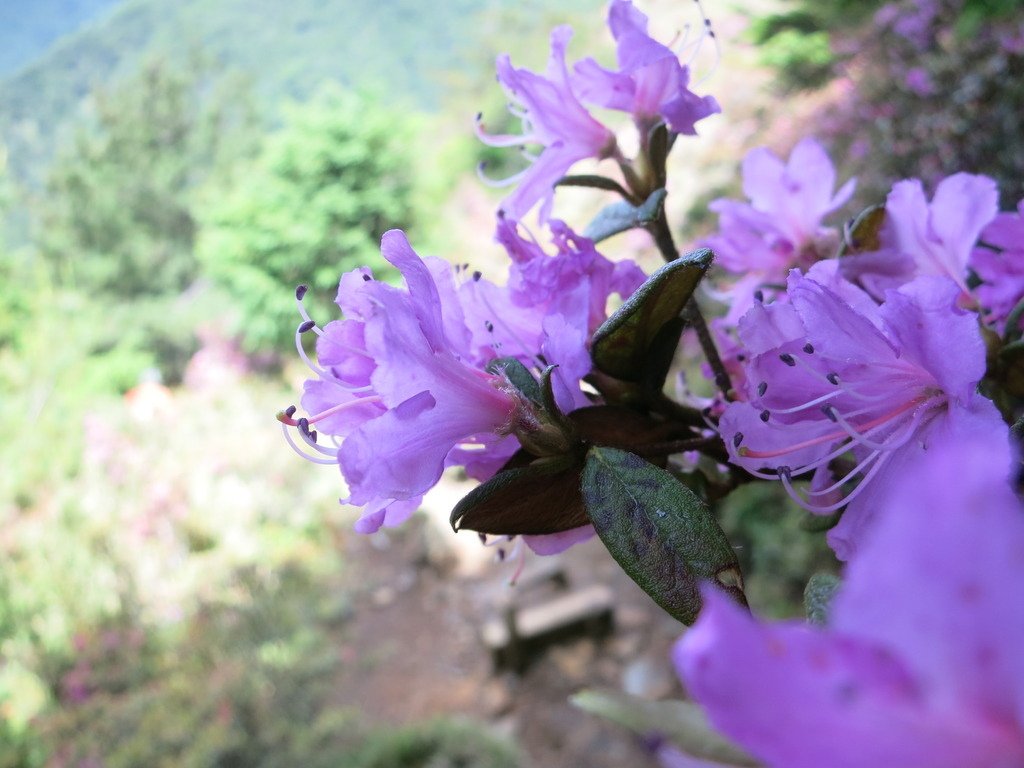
[903,66,934,96]
[719,266,1007,559]
[458,217,645,413]
[704,138,855,323]
[572,1,720,135]
[282,230,532,534]
[970,198,1024,334]
[841,173,999,299]
[675,435,1024,767]
[477,26,616,222]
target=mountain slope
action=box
[0,0,595,183]
[0,0,124,76]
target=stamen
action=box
[803,343,815,354]
[805,450,881,497]
[739,398,923,463]
[827,372,840,385]
[281,423,338,465]
[733,431,744,447]
[298,426,335,456]
[298,320,316,334]
[780,450,889,514]
[306,395,384,426]
[476,162,529,189]
[779,353,796,367]
[474,111,534,147]
[829,400,932,452]
[295,289,324,338]
[757,381,767,397]
[759,409,770,423]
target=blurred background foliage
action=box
[0,0,1020,764]
[751,0,1024,202]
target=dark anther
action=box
[715,372,730,390]
[297,417,310,435]
[779,353,796,367]
[757,381,768,397]
[362,273,372,282]
[754,289,764,303]
[826,372,840,385]
[759,409,770,423]
[778,465,792,480]
[298,320,316,334]
[803,343,815,354]
[295,284,308,300]
[284,405,297,418]
[478,532,488,544]
[475,111,482,121]
[485,321,494,333]
[496,548,506,562]
[309,430,318,443]
[732,432,744,447]
[737,353,746,362]
[822,405,838,422]
[473,270,482,282]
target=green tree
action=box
[199,84,417,353]
[34,52,257,297]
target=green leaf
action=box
[486,356,542,406]
[590,249,713,382]
[804,572,842,626]
[571,691,759,767]
[555,174,632,198]
[583,188,668,244]
[450,453,588,536]
[582,447,744,624]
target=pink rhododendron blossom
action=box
[282,230,534,534]
[476,27,616,222]
[703,138,855,323]
[719,267,1008,559]
[675,436,1024,768]
[573,0,720,134]
[842,172,999,299]
[971,198,1024,334]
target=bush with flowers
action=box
[280,1,1024,764]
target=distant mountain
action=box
[0,0,595,183]
[0,0,125,76]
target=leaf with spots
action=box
[582,447,745,624]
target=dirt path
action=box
[330,507,688,768]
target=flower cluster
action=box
[280,222,642,540]
[703,138,855,323]
[477,0,718,221]
[277,1,1024,763]
[676,437,1024,766]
